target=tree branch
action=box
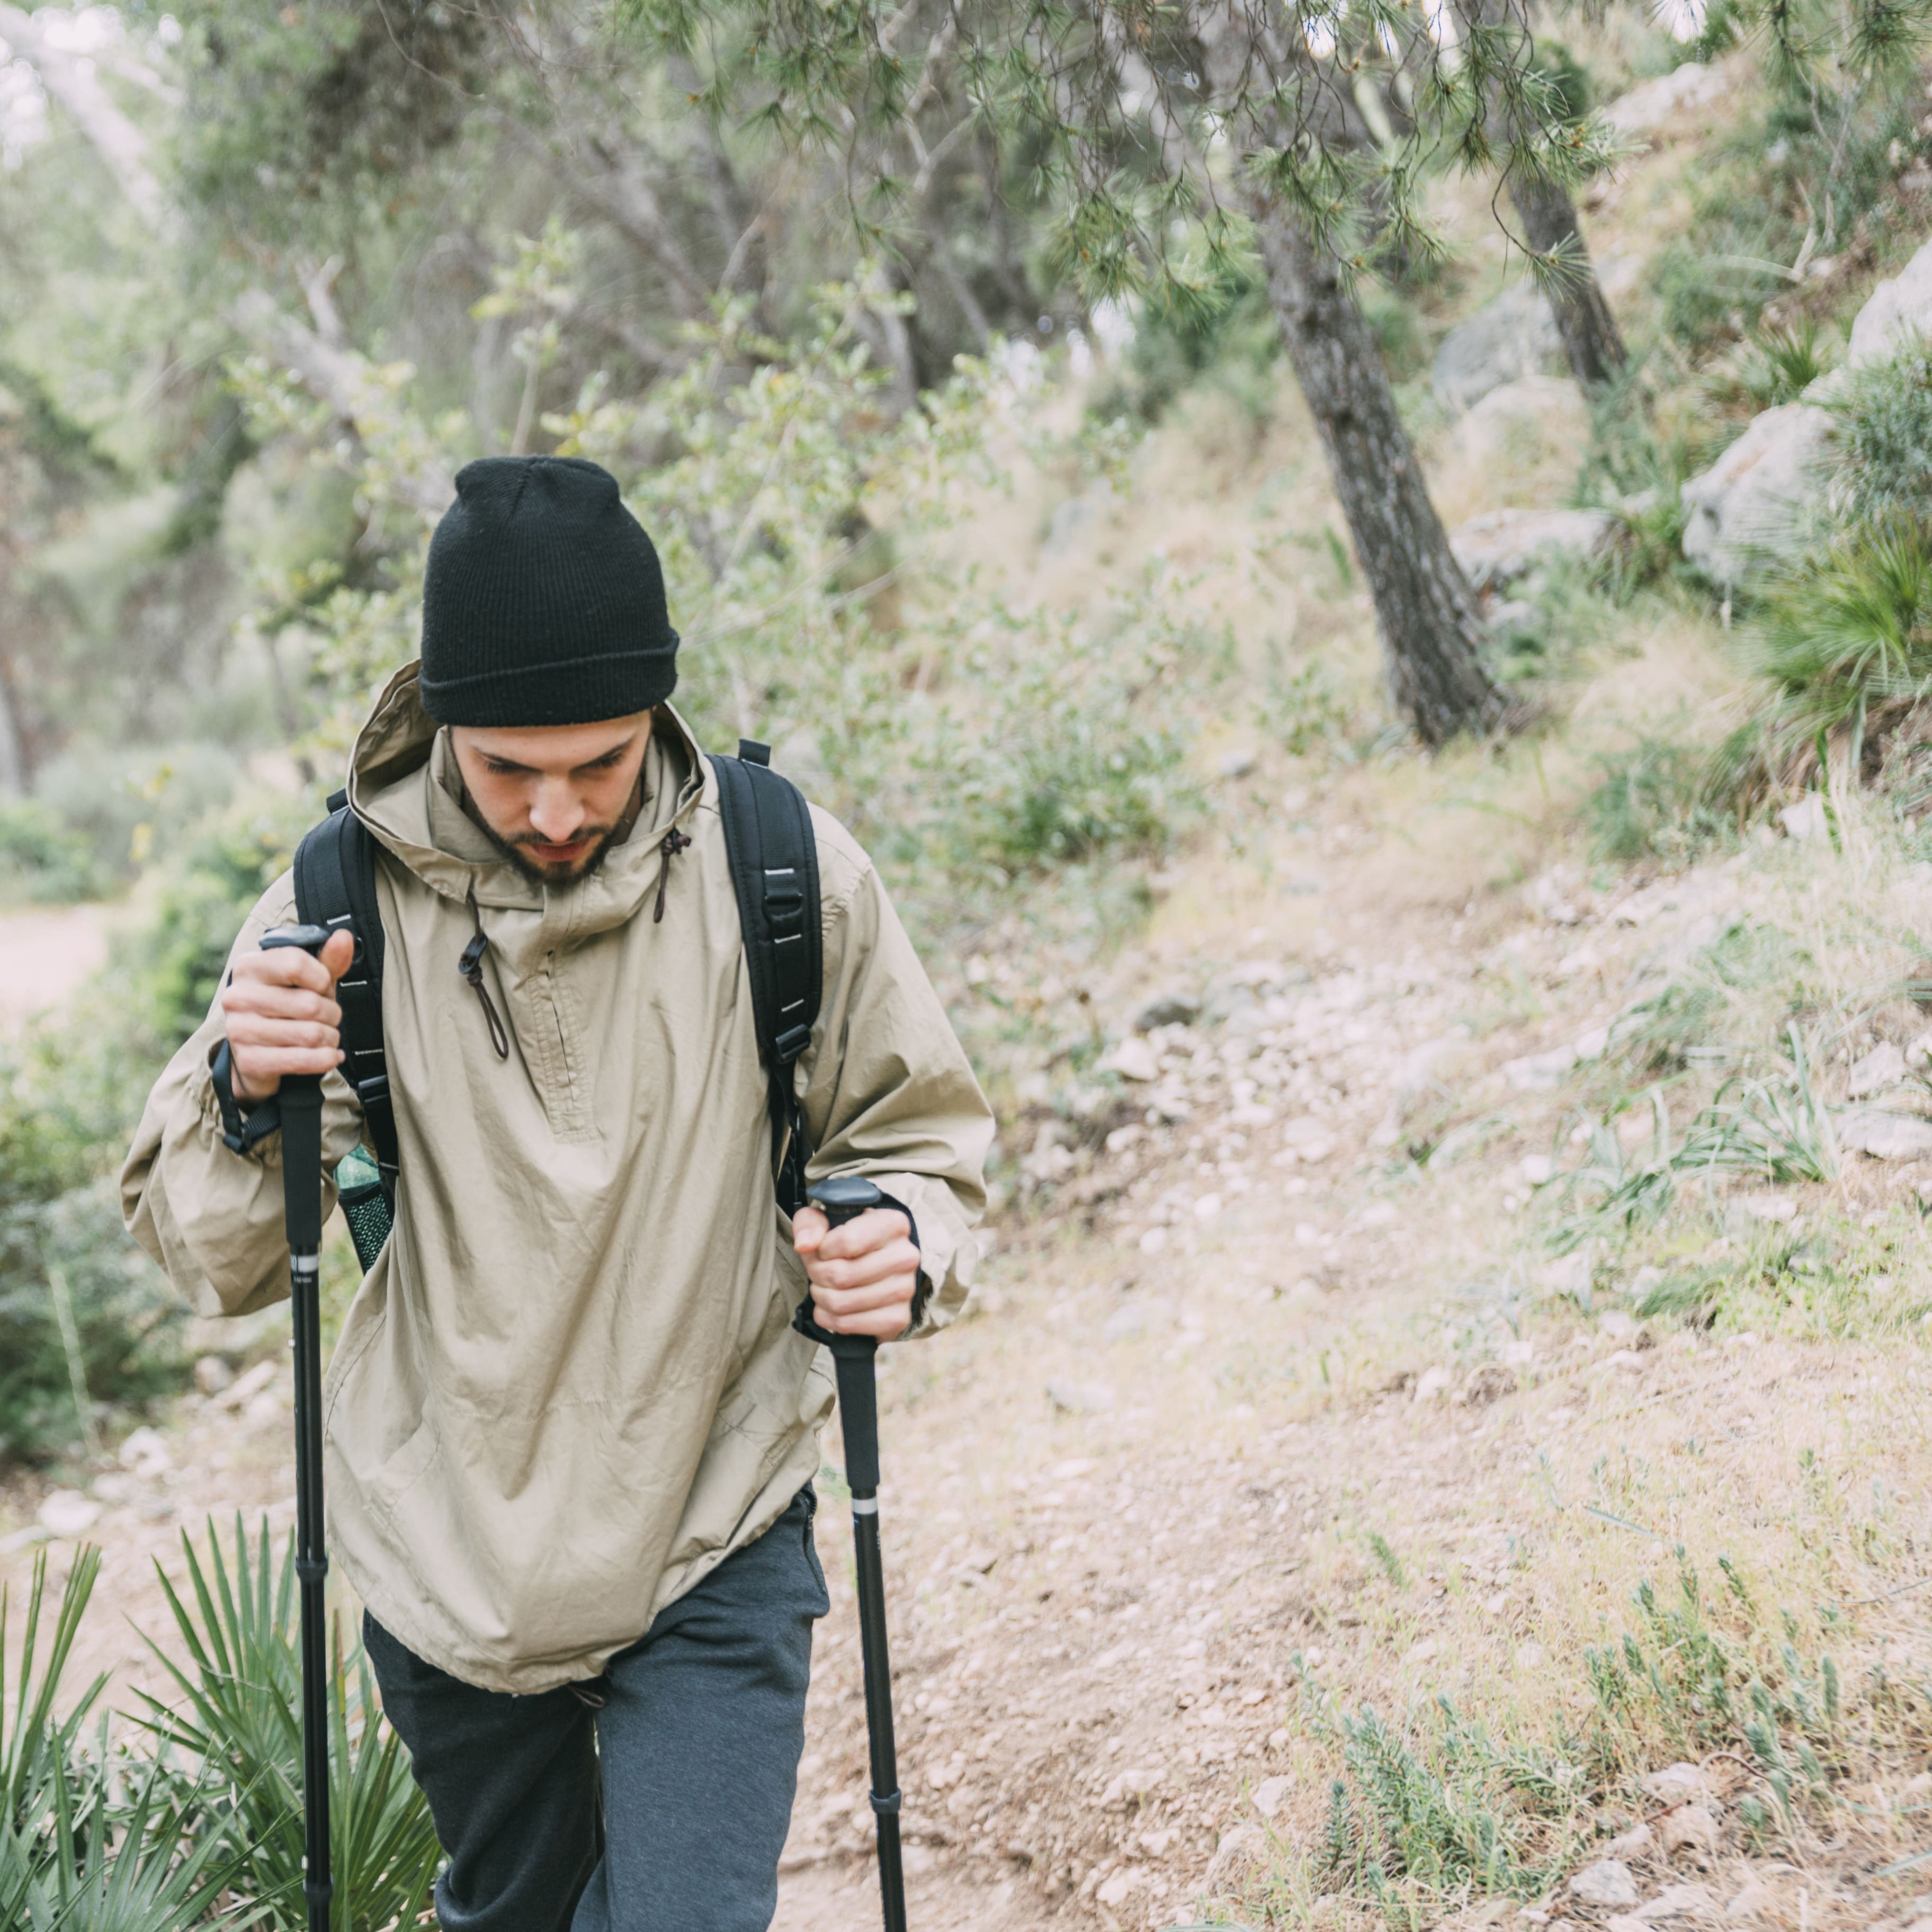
[0,2,168,228]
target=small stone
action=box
[1414,1366,1454,1403]
[1570,1859,1640,1909]
[1738,1193,1796,1223]
[37,1490,102,1539]
[1639,1764,1711,1806]
[1102,1305,1147,1345]
[1046,1377,1115,1415]
[1599,1311,1639,1340]
[1909,958,1932,1010]
[1106,1037,1161,1083]
[1644,1884,1715,1919]
[1218,748,1257,780]
[1100,1765,1164,1806]
[1606,1917,1659,1932]
[1658,1804,1719,1865]
[1253,1774,1291,1820]
[1132,989,1200,1032]
[1724,1880,1775,1920]
[118,1426,171,1475]
[1779,796,1829,841]
[1849,1042,1908,1097]
[216,1360,279,1411]
[193,1355,236,1397]
[1521,1155,1556,1185]
[1606,1822,1654,1860]
[1505,1045,1577,1092]
[1202,1822,1266,1891]
[1515,1642,1548,1669]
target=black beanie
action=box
[418,456,679,726]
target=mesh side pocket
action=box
[334,1147,393,1273]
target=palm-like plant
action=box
[1748,520,1932,779]
[1,1546,241,1930]
[132,1515,441,1931]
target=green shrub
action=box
[0,1182,185,1465]
[1733,317,1833,409]
[1828,333,1932,526]
[1099,255,1281,424]
[1582,737,1731,865]
[0,793,310,1466]
[1745,519,1932,775]
[0,801,100,905]
[1648,93,1919,358]
[113,798,311,1049]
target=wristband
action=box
[211,1039,283,1154]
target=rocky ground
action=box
[762,815,1932,1931]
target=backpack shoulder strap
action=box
[709,741,823,1215]
[293,791,399,1194]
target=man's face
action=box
[449,711,654,884]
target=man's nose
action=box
[529,782,588,843]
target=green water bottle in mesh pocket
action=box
[334,1144,395,1273]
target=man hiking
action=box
[121,454,992,1932]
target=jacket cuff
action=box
[872,1190,931,1336]
[210,1040,282,1155]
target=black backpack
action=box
[293,740,822,1269]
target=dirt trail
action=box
[0,902,111,1030]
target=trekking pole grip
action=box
[793,1176,884,1492]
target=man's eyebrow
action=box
[479,738,636,776]
[573,743,633,772]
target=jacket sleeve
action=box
[797,810,993,1338]
[119,870,368,1318]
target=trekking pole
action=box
[259,923,335,1932]
[793,1175,908,1932]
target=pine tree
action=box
[627,0,1619,743]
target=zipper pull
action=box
[461,888,511,1061]
[655,828,692,924]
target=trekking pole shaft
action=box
[801,1176,908,1932]
[262,923,335,1932]
[848,1461,906,1932]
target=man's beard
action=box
[480,819,622,887]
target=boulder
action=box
[1436,376,1592,524]
[1602,61,1729,136]
[1680,401,1832,586]
[1433,285,1565,415]
[1452,507,1616,589]
[1847,236,1932,368]
[1571,1858,1641,1908]
[1839,1109,1932,1161]
[1680,234,1932,586]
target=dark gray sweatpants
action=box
[364,1487,830,1932]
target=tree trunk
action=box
[1250,205,1509,747]
[1508,172,1627,390]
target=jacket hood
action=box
[345,660,708,932]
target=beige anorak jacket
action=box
[122,666,991,1693]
